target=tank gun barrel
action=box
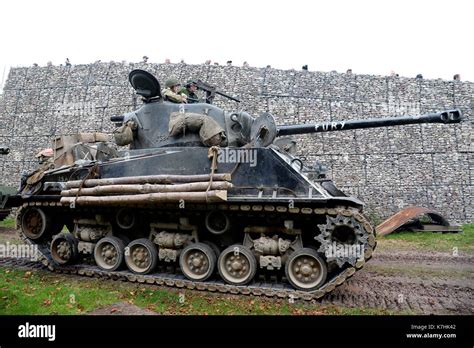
[276,109,462,136]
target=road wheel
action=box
[180,242,216,281]
[217,244,257,285]
[285,248,327,291]
[21,207,53,240]
[51,233,78,265]
[94,236,125,271]
[125,238,158,274]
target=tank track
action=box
[16,202,376,301]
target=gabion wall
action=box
[0,62,472,223]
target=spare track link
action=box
[16,202,376,301]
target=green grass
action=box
[0,268,121,315]
[0,267,400,315]
[0,217,15,229]
[0,218,21,245]
[377,224,474,253]
[0,217,68,232]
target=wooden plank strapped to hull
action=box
[60,190,228,206]
[61,181,233,196]
[66,173,232,188]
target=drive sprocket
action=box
[315,214,369,267]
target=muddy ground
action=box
[1,227,472,315]
[323,250,473,314]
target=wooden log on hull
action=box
[61,181,233,197]
[65,173,232,189]
[60,190,228,206]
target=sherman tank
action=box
[6,70,462,299]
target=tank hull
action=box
[13,145,373,294]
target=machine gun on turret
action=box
[192,80,241,104]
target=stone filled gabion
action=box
[0,62,472,224]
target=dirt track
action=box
[321,249,473,314]
[1,227,473,314]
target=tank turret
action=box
[114,70,462,151]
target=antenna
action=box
[0,65,8,93]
